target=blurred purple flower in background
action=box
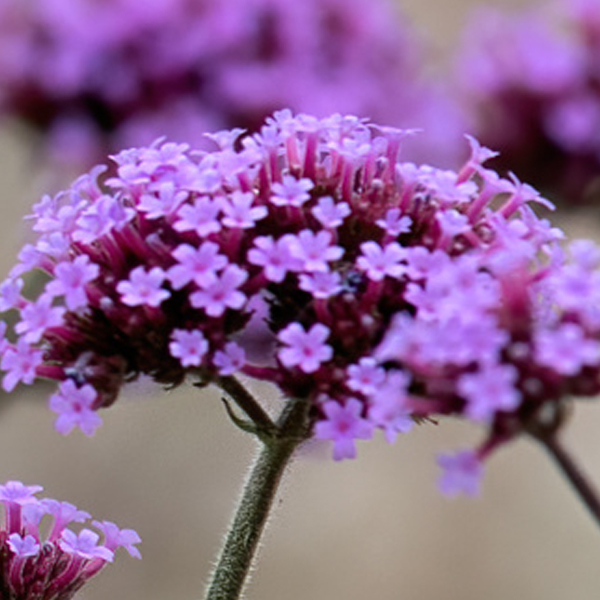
[0,0,467,169]
[458,0,600,204]
[2,110,599,496]
[0,481,139,600]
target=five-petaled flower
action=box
[277,323,333,374]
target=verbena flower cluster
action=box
[0,480,140,600]
[2,110,599,496]
[458,0,600,203]
[0,0,464,167]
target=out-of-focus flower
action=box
[0,0,466,168]
[3,110,598,498]
[0,481,140,600]
[458,0,600,203]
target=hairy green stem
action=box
[204,397,311,600]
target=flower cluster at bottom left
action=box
[0,480,140,600]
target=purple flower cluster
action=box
[458,0,600,203]
[0,480,140,600]
[2,110,599,496]
[0,0,465,168]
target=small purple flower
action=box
[59,529,114,562]
[271,176,314,207]
[74,195,135,244]
[356,241,407,281]
[287,230,344,273]
[22,502,48,539]
[15,295,65,344]
[219,191,267,229]
[190,265,248,317]
[138,182,188,219]
[174,196,222,237]
[457,363,522,423]
[46,255,99,310]
[49,380,102,436]
[346,358,387,397]
[277,323,332,373]
[247,236,299,283]
[169,329,209,367]
[315,399,375,460]
[42,499,91,542]
[368,397,414,444]
[33,202,80,236]
[376,209,412,236]
[168,242,228,290]
[436,209,470,241]
[93,520,142,559]
[11,244,45,277]
[7,533,40,557]
[0,481,44,535]
[117,266,171,307]
[1,339,44,392]
[437,450,484,497]
[298,271,342,299]
[213,342,246,375]
[534,322,600,375]
[0,481,43,506]
[569,239,600,270]
[311,196,351,229]
[0,277,24,311]
[367,370,414,443]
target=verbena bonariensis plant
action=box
[0,0,465,168]
[0,481,139,600]
[1,111,600,598]
[458,0,600,204]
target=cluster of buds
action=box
[0,0,465,167]
[458,0,600,203]
[0,481,140,600]
[1,110,599,496]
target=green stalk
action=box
[204,397,311,600]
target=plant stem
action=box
[534,432,600,529]
[204,397,311,600]
[217,376,276,434]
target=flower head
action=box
[458,0,600,203]
[2,111,598,497]
[0,481,139,600]
[0,0,466,167]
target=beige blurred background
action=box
[1,0,599,599]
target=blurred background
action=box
[0,0,599,599]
